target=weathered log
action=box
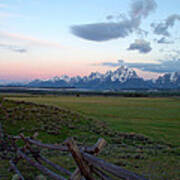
[8,135,147,180]
[82,152,147,180]
[8,135,68,151]
[9,160,25,180]
[92,167,113,180]
[20,133,42,164]
[26,138,69,151]
[69,168,82,180]
[21,133,69,179]
[71,138,107,179]
[83,138,106,155]
[39,155,71,176]
[65,138,94,180]
[18,150,66,180]
[9,136,105,154]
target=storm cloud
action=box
[71,0,157,42]
[0,43,27,53]
[127,39,152,53]
[151,14,180,37]
[99,59,180,73]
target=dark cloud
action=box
[71,0,157,41]
[151,14,180,37]
[157,37,174,44]
[127,39,152,53]
[0,43,27,53]
[99,59,180,73]
[71,21,134,42]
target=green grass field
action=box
[1,94,180,179]
[9,95,180,146]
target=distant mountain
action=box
[27,78,69,88]
[0,80,26,86]
[0,80,9,85]
[155,72,180,89]
[11,66,180,90]
[26,66,145,89]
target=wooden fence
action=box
[0,123,147,180]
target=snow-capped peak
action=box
[110,66,138,82]
[48,75,71,82]
[70,76,82,83]
[49,76,61,82]
[87,72,103,81]
[170,72,180,82]
[45,66,138,84]
[26,66,141,88]
[59,75,71,82]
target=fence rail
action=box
[0,123,147,180]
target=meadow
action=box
[9,95,180,145]
[1,94,180,179]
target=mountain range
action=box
[24,66,180,90]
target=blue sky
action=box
[0,0,180,82]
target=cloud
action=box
[127,39,152,53]
[71,0,157,41]
[0,32,63,48]
[130,0,157,20]
[100,60,125,67]
[127,59,180,73]
[71,21,134,42]
[99,59,180,73]
[0,43,27,53]
[151,14,180,37]
[157,37,174,44]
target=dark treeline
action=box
[1,88,180,97]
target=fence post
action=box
[65,138,95,180]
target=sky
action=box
[0,0,180,83]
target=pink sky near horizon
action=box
[0,60,161,82]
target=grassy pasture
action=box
[8,95,180,146]
[0,94,180,179]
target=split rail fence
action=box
[0,123,147,180]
